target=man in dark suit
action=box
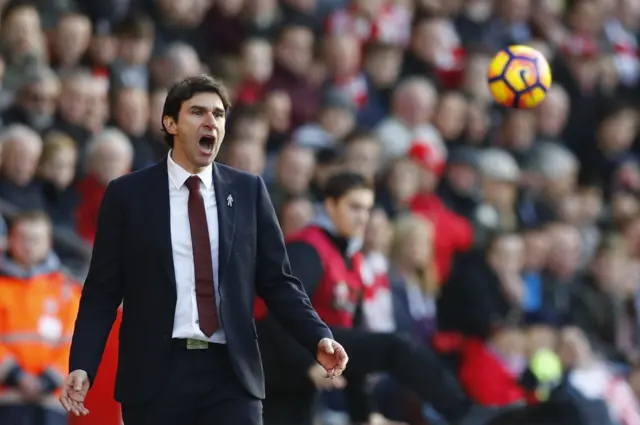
[59,75,348,425]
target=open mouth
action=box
[198,136,215,154]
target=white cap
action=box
[479,148,520,182]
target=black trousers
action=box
[260,325,471,425]
[121,341,262,425]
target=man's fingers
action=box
[320,338,334,354]
[71,375,84,391]
[60,395,87,415]
[69,399,89,416]
[338,347,349,370]
[69,391,86,402]
[60,396,72,412]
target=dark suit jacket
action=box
[69,160,333,404]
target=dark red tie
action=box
[185,176,218,337]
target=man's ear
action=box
[163,115,177,136]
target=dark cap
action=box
[322,89,355,114]
[448,146,480,168]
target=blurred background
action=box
[1,0,640,424]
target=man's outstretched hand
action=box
[60,370,90,416]
[316,338,349,378]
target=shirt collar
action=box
[167,151,213,190]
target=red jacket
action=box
[255,226,363,328]
[409,193,473,283]
[459,339,528,406]
[75,174,107,244]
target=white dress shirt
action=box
[167,153,226,343]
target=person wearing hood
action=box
[255,171,518,425]
[0,211,81,425]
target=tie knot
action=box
[186,175,201,192]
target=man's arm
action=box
[69,180,125,385]
[253,176,333,356]
[259,241,325,374]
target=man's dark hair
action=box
[323,171,372,201]
[161,75,232,148]
[114,14,155,40]
[342,130,379,147]
[228,104,267,137]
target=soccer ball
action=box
[487,45,552,109]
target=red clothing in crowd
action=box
[254,226,363,327]
[69,309,123,425]
[409,193,473,283]
[235,80,265,106]
[325,1,411,47]
[75,174,108,244]
[458,339,528,407]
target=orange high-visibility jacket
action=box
[0,270,80,405]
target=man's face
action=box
[325,35,361,79]
[281,198,314,237]
[344,139,381,181]
[119,37,153,66]
[320,107,355,139]
[226,142,265,175]
[364,47,403,88]
[3,139,42,187]
[10,221,51,267]
[488,235,525,274]
[276,28,313,76]
[536,86,569,138]
[4,7,41,57]
[114,89,149,136]
[55,16,92,65]
[165,92,227,170]
[91,141,132,185]
[435,93,468,141]
[40,148,77,190]
[277,148,315,194]
[242,41,273,83]
[326,188,375,239]
[59,78,91,125]
[19,80,58,130]
[394,83,437,126]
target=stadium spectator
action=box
[0,124,45,211]
[0,212,80,425]
[37,132,79,228]
[75,128,133,244]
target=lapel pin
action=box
[226,194,233,207]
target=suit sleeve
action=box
[69,180,125,385]
[253,176,333,357]
[258,241,325,375]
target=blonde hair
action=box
[390,213,439,295]
[40,131,77,165]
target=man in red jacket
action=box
[407,142,474,283]
[255,171,516,425]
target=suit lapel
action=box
[213,163,236,286]
[150,159,178,294]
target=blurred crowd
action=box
[1,0,640,424]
